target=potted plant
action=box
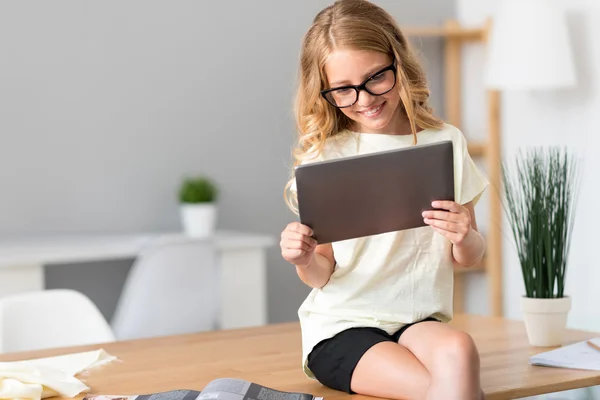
[502,147,581,346]
[178,176,218,238]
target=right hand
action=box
[280,222,318,267]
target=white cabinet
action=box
[0,231,274,329]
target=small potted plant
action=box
[502,146,581,346]
[178,175,218,238]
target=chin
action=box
[360,119,393,132]
[347,99,400,133]
[354,113,396,133]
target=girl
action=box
[280,1,488,399]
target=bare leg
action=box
[350,341,431,400]
[399,322,483,400]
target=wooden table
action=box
[1,314,600,400]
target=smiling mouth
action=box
[358,102,385,117]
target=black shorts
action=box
[306,317,439,394]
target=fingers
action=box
[425,218,471,245]
[422,210,464,223]
[280,222,318,262]
[281,230,317,248]
[281,238,315,252]
[423,218,462,233]
[425,201,471,233]
[286,222,313,237]
[281,248,307,260]
[431,200,464,214]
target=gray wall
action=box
[0,0,455,324]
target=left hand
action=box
[422,200,472,245]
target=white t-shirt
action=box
[291,123,489,379]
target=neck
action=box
[390,113,415,136]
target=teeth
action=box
[363,104,382,116]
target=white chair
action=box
[0,289,116,353]
[111,236,219,341]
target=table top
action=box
[0,230,275,268]
[1,314,599,400]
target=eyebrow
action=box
[329,64,389,87]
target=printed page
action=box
[86,390,202,400]
[530,339,600,370]
[84,380,322,400]
[197,378,318,400]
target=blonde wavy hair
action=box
[284,0,444,213]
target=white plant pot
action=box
[180,203,217,238]
[520,296,571,347]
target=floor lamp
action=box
[482,0,577,319]
[485,0,576,91]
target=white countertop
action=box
[0,230,275,268]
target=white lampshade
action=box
[484,0,577,91]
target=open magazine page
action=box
[198,378,321,400]
[85,389,200,400]
[84,378,322,400]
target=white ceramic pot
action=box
[180,203,217,238]
[520,296,571,347]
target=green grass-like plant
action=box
[502,147,580,299]
[179,176,218,204]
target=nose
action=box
[356,89,376,108]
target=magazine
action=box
[83,377,323,400]
[529,338,600,370]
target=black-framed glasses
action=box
[320,62,397,108]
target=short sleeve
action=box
[453,130,489,206]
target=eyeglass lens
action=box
[324,69,395,108]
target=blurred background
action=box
[0,0,454,327]
[0,0,598,379]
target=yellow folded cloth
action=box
[0,349,116,400]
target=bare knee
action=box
[434,331,480,374]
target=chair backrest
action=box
[111,237,219,341]
[0,289,116,353]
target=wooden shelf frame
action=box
[404,20,503,317]
[403,26,484,41]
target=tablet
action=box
[295,140,454,244]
